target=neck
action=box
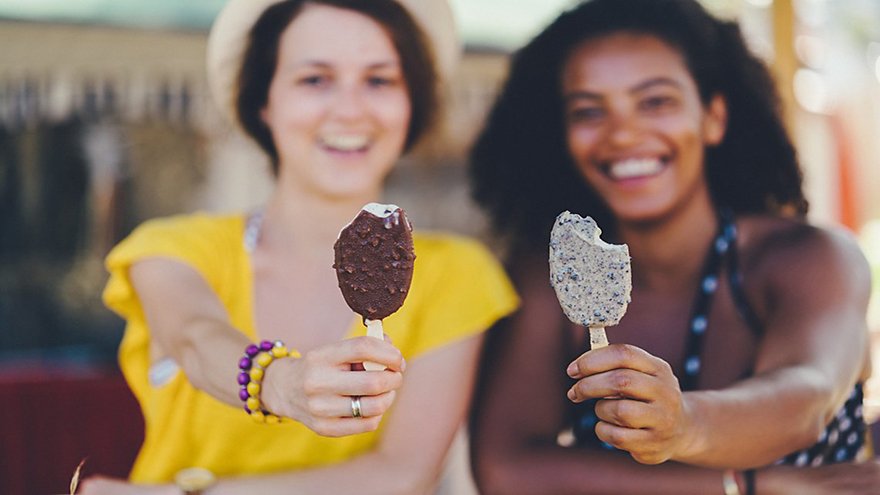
[258,189,380,259]
[617,196,718,291]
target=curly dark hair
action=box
[469,0,807,253]
[236,0,438,175]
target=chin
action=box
[608,200,677,225]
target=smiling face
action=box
[260,4,411,201]
[562,33,727,224]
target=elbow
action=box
[791,373,845,450]
[472,453,523,495]
[376,459,444,495]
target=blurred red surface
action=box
[0,363,143,495]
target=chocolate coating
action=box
[333,207,415,320]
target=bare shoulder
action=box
[737,214,871,304]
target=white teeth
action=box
[321,135,369,151]
[608,158,664,179]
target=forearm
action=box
[477,445,733,495]
[211,446,438,495]
[131,259,257,408]
[677,365,836,468]
[172,317,253,408]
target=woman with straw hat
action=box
[80,1,518,493]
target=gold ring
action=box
[351,396,362,418]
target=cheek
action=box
[565,125,600,163]
[382,94,412,131]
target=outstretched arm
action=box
[129,258,404,436]
[87,257,485,494]
[566,226,872,467]
[470,258,739,494]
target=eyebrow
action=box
[287,59,401,71]
[564,77,684,102]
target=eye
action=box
[367,75,402,88]
[298,74,328,87]
[367,76,392,87]
[639,95,678,112]
[567,106,605,124]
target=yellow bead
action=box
[271,346,288,358]
[265,414,281,425]
[250,410,265,423]
[256,352,273,368]
[246,397,261,411]
[246,382,261,396]
[249,367,264,382]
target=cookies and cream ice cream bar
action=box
[549,211,631,348]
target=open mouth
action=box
[319,134,370,153]
[605,157,667,181]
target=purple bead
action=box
[238,357,252,370]
[239,388,250,401]
[259,340,274,351]
[244,406,252,414]
[245,344,259,357]
[237,371,250,385]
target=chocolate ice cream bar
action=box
[334,203,415,369]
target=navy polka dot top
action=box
[570,210,867,465]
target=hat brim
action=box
[206,0,460,125]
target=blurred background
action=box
[0,0,878,493]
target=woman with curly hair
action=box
[469,0,877,493]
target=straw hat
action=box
[206,0,461,125]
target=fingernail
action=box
[566,362,577,377]
[401,357,407,372]
[567,388,576,401]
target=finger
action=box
[311,415,384,437]
[567,368,657,403]
[324,337,405,371]
[330,369,404,396]
[594,422,668,464]
[304,391,396,419]
[594,397,655,428]
[567,344,667,379]
[348,391,396,418]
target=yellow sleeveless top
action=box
[103,213,518,482]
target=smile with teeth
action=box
[607,158,665,180]
[320,135,370,152]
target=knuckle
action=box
[611,370,632,392]
[312,419,333,436]
[377,392,395,413]
[363,377,386,396]
[574,357,588,375]
[301,374,321,395]
[572,380,588,399]
[305,397,324,416]
[364,416,382,431]
[617,344,639,362]
[611,400,634,425]
[352,337,373,355]
[657,358,674,376]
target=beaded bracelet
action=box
[237,340,299,423]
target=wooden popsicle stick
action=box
[363,319,386,371]
[589,326,608,350]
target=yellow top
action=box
[103,213,519,482]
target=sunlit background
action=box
[1,1,878,494]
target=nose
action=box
[606,113,641,148]
[329,83,368,121]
